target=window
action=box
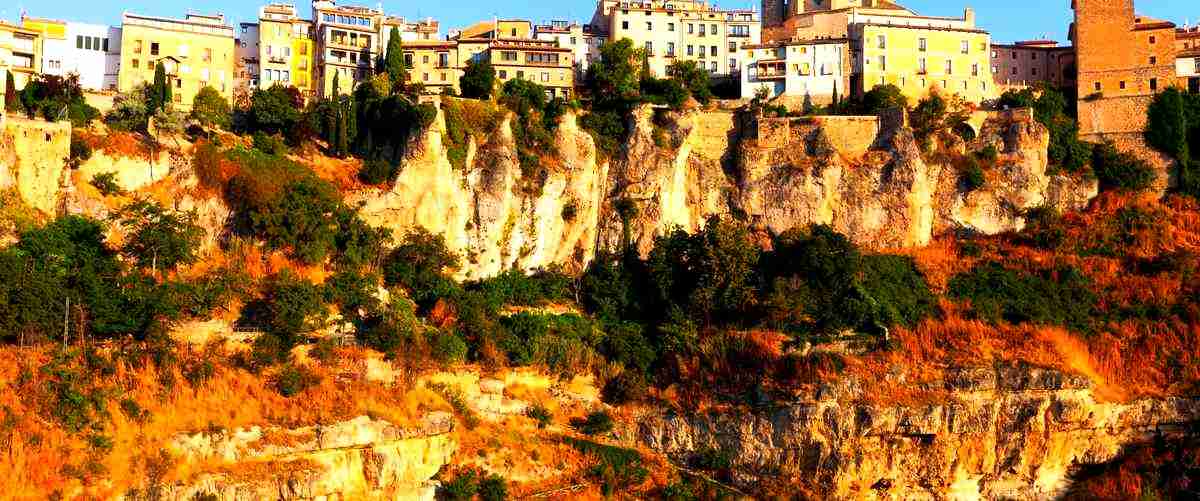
[517,70,524,79]
[84,37,92,50]
[960,40,969,54]
[646,22,652,30]
[499,70,508,78]
[1150,78,1158,90]
[699,24,705,36]
[992,65,998,74]
[76,36,83,49]
[134,40,142,53]
[668,23,675,32]
[645,41,653,55]
[918,58,926,74]
[972,63,979,77]
[945,60,953,75]
[541,72,550,82]
[422,73,429,81]
[1119,81,1126,89]
[621,21,629,29]
[687,45,693,56]
[710,61,717,72]
[1149,35,1156,44]
[711,24,717,34]
[422,55,429,64]
[878,35,886,49]
[132,59,139,69]
[103,39,109,52]
[1032,68,1039,76]
[203,48,212,63]
[1032,52,1038,60]
[1149,56,1157,65]
[667,42,675,56]
[880,55,887,70]
[1012,51,1017,59]
[918,38,927,52]
[439,52,449,67]
[404,53,413,66]
[502,51,518,62]
[710,46,717,57]
[728,42,736,52]
[688,23,694,34]
[1095,82,1101,91]
[150,42,159,56]
[991,50,997,58]
[1011,67,1018,75]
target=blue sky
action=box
[1,0,1195,44]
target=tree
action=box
[382,228,460,307]
[4,72,17,112]
[665,60,712,104]
[588,39,641,108]
[460,59,496,99]
[860,84,908,114]
[191,86,231,129]
[1146,87,1192,165]
[383,27,407,89]
[149,63,171,113]
[248,85,302,136]
[115,200,204,272]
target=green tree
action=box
[588,39,641,108]
[665,60,712,104]
[260,271,328,346]
[1145,86,1192,165]
[249,176,342,264]
[383,27,407,88]
[460,59,496,99]
[860,84,908,114]
[115,200,204,272]
[382,229,460,307]
[248,85,302,136]
[191,86,231,129]
[149,63,171,113]
[4,71,17,112]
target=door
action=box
[1190,77,1200,94]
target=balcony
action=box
[268,55,288,64]
[12,37,35,53]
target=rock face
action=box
[355,103,1097,279]
[0,117,71,213]
[160,414,456,501]
[633,365,1200,500]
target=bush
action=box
[115,200,204,272]
[976,145,999,162]
[247,85,302,138]
[640,77,688,109]
[564,437,648,496]
[601,370,648,405]
[382,229,460,307]
[275,364,320,397]
[958,155,986,191]
[860,84,908,115]
[427,329,468,363]
[571,410,614,436]
[191,86,231,129]
[90,172,123,196]
[525,403,552,428]
[358,158,398,185]
[477,475,508,501]
[251,132,288,156]
[948,262,1098,334]
[1022,206,1066,249]
[666,60,712,105]
[1092,141,1156,192]
[69,132,93,168]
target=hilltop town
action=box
[0,0,1200,500]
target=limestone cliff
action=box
[632,365,1200,500]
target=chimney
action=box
[964,8,975,27]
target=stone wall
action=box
[754,114,881,157]
[0,117,71,214]
[1077,94,1153,137]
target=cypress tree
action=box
[384,27,407,89]
[150,63,169,113]
[4,72,17,112]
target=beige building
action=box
[589,0,761,77]
[534,21,589,75]
[990,40,1076,93]
[742,38,850,104]
[487,39,575,98]
[403,41,461,93]
[312,0,382,97]
[117,12,236,110]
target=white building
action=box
[534,20,589,75]
[65,23,115,90]
[741,38,848,104]
[103,27,121,90]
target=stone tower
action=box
[762,0,788,27]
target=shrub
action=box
[258,271,328,348]
[275,364,320,397]
[958,155,986,191]
[563,437,648,496]
[571,410,614,436]
[1022,206,1066,249]
[976,144,999,162]
[191,86,231,129]
[251,132,289,156]
[477,475,508,501]
[1092,141,1156,192]
[666,60,712,105]
[115,200,204,272]
[91,172,123,196]
[525,403,552,428]
[427,329,468,363]
[358,158,398,185]
[69,132,93,168]
[382,229,460,307]
[640,77,688,109]
[439,470,478,501]
[948,262,1098,334]
[247,85,302,137]
[859,254,937,329]
[860,84,908,114]
[601,370,648,405]
[428,382,480,429]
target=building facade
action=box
[237,22,261,91]
[1071,0,1176,137]
[21,17,117,91]
[312,0,382,97]
[0,22,43,90]
[741,38,849,104]
[589,0,760,78]
[1178,27,1200,93]
[260,4,315,96]
[989,40,1076,93]
[534,21,589,75]
[488,38,575,98]
[402,41,461,93]
[117,12,237,109]
[19,18,66,80]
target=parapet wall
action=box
[0,117,72,214]
[755,114,881,156]
[1077,95,1152,137]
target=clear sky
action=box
[1,0,1195,45]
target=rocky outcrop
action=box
[632,365,1200,500]
[160,414,456,501]
[0,117,71,214]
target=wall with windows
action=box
[117,14,236,109]
[989,43,1075,91]
[65,22,114,90]
[740,40,848,102]
[599,1,760,78]
[488,43,574,98]
[260,18,313,95]
[857,24,992,103]
[403,42,461,93]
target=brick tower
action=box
[762,0,788,27]
[1071,0,1177,136]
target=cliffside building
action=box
[1177,26,1200,93]
[741,38,849,104]
[0,22,43,91]
[260,4,315,97]
[311,0,382,97]
[588,0,761,78]
[989,40,1076,94]
[116,12,236,109]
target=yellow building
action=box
[117,12,236,110]
[19,17,65,76]
[259,3,315,97]
[855,20,992,103]
[487,39,575,99]
[312,1,383,98]
[0,21,43,90]
[456,19,533,40]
